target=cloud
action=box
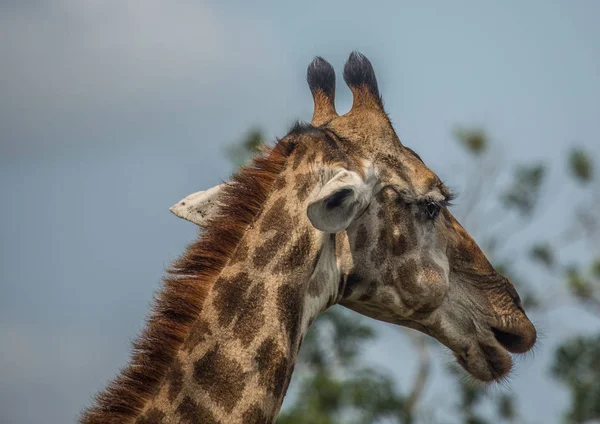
[0,1,277,155]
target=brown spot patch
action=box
[273,174,288,191]
[321,139,345,165]
[292,142,308,170]
[370,227,388,267]
[294,172,313,202]
[253,231,290,270]
[193,345,246,413]
[392,234,407,256]
[135,408,165,424]
[255,337,289,396]
[184,319,212,353]
[242,403,270,423]
[260,197,291,234]
[392,210,417,256]
[167,358,184,402]
[354,224,368,251]
[375,186,389,203]
[229,238,249,266]
[212,273,252,328]
[276,284,303,347]
[277,231,313,272]
[396,259,418,292]
[233,281,266,347]
[383,266,395,286]
[176,395,218,424]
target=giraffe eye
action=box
[425,201,440,219]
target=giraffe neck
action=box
[138,178,342,423]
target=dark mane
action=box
[288,120,318,136]
[80,137,297,424]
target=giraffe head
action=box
[174,53,536,383]
[305,53,536,382]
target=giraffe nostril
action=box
[491,324,536,354]
[492,328,523,352]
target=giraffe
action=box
[81,52,537,424]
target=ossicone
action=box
[343,51,382,110]
[307,56,338,126]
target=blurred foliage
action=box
[552,334,600,423]
[501,164,546,216]
[529,243,555,269]
[299,306,375,369]
[228,127,600,424]
[566,266,593,301]
[278,368,408,424]
[568,148,594,184]
[564,260,600,309]
[279,308,409,423]
[497,394,516,420]
[454,127,488,156]
[226,127,263,166]
[592,259,600,279]
[446,363,491,424]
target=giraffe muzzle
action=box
[491,316,537,354]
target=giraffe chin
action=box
[453,340,513,382]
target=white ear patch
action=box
[307,169,375,233]
[169,184,224,226]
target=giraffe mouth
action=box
[341,301,533,382]
[453,339,513,382]
[392,318,514,381]
[379,317,516,381]
[452,320,536,382]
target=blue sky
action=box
[1,1,599,423]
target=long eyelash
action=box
[442,184,458,206]
[445,190,458,206]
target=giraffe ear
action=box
[169,184,224,226]
[307,170,374,233]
